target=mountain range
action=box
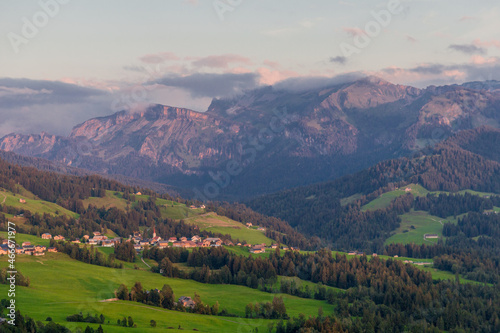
[2,76,500,199]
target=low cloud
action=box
[272,72,365,92]
[191,54,252,69]
[330,56,348,65]
[154,72,260,98]
[0,78,113,137]
[449,44,486,55]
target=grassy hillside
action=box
[384,211,452,245]
[0,186,78,218]
[184,212,275,245]
[0,252,334,332]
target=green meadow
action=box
[0,252,335,332]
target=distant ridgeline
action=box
[248,127,500,252]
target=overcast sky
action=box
[1,0,500,136]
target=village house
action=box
[190,235,201,242]
[72,240,81,244]
[23,246,35,255]
[47,247,57,253]
[199,205,206,209]
[93,231,102,236]
[0,248,7,255]
[35,245,46,253]
[348,251,357,255]
[180,237,188,242]
[178,296,195,308]
[19,198,26,203]
[139,240,150,246]
[404,187,412,192]
[41,233,52,240]
[173,240,197,248]
[246,222,252,227]
[135,192,142,196]
[88,239,98,245]
[83,235,90,240]
[168,237,178,242]
[157,241,169,249]
[204,237,222,247]
[269,244,278,249]
[21,242,31,247]
[249,244,265,254]
[133,244,142,251]
[53,235,65,241]
[1,239,8,245]
[224,240,234,246]
[372,253,378,257]
[102,240,115,247]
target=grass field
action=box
[0,187,78,219]
[0,231,51,247]
[184,213,275,245]
[361,184,429,211]
[384,210,452,245]
[0,252,335,332]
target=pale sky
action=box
[1,0,500,136]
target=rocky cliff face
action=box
[2,77,500,199]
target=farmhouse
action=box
[249,244,265,254]
[19,198,26,203]
[173,240,197,248]
[53,235,65,241]
[35,245,46,253]
[180,237,188,242]
[246,222,252,227]
[21,242,31,247]
[133,244,142,251]
[178,296,195,308]
[47,247,57,253]
[41,233,52,239]
[88,239,98,245]
[190,235,201,242]
[424,234,439,239]
[102,240,115,247]
[135,192,142,195]
[168,237,178,242]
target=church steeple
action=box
[153,226,156,238]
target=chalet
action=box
[83,235,90,240]
[372,253,378,257]
[41,233,52,240]
[139,240,150,246]
[1,239,8,245]
[244,244,252,248]
[356,252,364,256]
[205,238,222,247]
[94,235,108,241]
[173,241,197,248]
[93,231,102,236]
[23,246,35,255]
[33,252,45,256]
[19,198,26,203]
[133,236,142,244]
[157,241,170,249]
[47,247,57,253]
[15,248,24,254]
[190,235,201,242]
[180,237,188,242]
[270,244,278,249]
[394,255,399,258]
[22,242,31,247]
[189,205,196,209]
[178,296,195,308]
[404,187,412,192]
[53,235,65,241]
[133,244,143,251]
[224,240,234,246]
[102,240,115,247]
[72,240,81,244]
[199,205,206,209]
[249,245,265,254]
[424,234,439,239]
[135,192,142,196]
[236,243,242,246]
[88,239,98,245]
[0,248,7,255]
[35,245,46,253]
[348,251,357,255]
[246,222,253,227]
[281,246,289,251]
[168,237,178,243]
